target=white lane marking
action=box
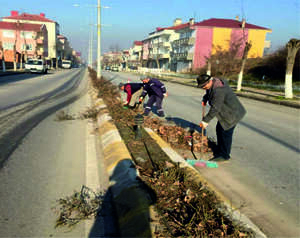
[85,101,101,237]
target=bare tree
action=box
[0,41,6,72]
[285,38,300,98]
[237,42,252,91]
[13,38,17,71]
[205,40,242,77]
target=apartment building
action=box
[2,11,60,66]
[57,34,73,61]
[128,41,143,67]
[141,17,271,72]
[0,21,48,63]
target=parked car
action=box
[25,59,48,74]
[105,66,111,71]
[111,66,119,72]
[62,60,72,69]
[129,65,138,70]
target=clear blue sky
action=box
[1,0,299,61]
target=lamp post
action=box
[74,2,109,75]
[97,0,101,78]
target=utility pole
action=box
[97,0,101,78]
[88,27,91,67]
[88,23,93,67]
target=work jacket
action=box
[124,83,143,103]
[202,78,246,130]
[141,78,166,98]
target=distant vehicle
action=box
[105,66,111,71]
[62,60,72,69]
[25,59,48,74]
[129,66,138,70]
[111,66,119,72]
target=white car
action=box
[25,59,48,74]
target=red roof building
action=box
[0,21,48,62]
[2,11,54,23]
[2,11,59,61]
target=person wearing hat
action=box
[197,74,246,162]
[118,82,143,108]
[139,75,168,117]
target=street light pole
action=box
[97,0,101,78]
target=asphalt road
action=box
[0,69,117,237]
[105,71,300,237]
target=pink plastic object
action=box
[194,162,206,168]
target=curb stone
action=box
[90,86,156,237]
[144,127,267,238]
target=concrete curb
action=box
[89,87,155,237]
[144,127,267,238]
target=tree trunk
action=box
[237,42,251,92]
[156,58,160,69]
[285,39,300,99]
[2,60,5,72]
[20,52,23,69]
[206,59,211,75]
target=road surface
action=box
[0,69,117,237]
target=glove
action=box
[163,92,168,97]
[202,101,206,106]
[138,97,143,103]
[199,121,208,129]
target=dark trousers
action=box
[144,95,164,115]
[216,121,236,159]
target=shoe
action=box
[209,156,230,162]
[143,112,150,116]
[158,112,165,117]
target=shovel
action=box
[201,105,207,149]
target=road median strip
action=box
[89,69,266,237]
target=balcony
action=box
[264,40,271,48]
[187,52,194,60]
[158,41,171,48]
[36,38,44,44]
[171,52,189,60]
[158,53,170,59]
[172,37,195,46]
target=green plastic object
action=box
[205,161,218,168]
[186,159,218,168]
[123,106,128,109]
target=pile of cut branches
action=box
[144,117,209,152]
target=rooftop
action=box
[2,11,55,23]
[0,21,44,31]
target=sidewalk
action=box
[0,69,26,77]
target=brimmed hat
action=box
[196,74,212,88]
[140,75,149,81]
[118,82,124,89]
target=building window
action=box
[21,31,33,39]
[3,42,14,50]
[22,44,33,51]
[3,30,15,38]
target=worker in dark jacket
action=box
[139,75,167,117]
[197,74,246,162]
[119,82,143,108]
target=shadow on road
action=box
[89,159,157,237]
[0,72,52,85]
[240,121,300,153]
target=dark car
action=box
[105,66,111,71]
